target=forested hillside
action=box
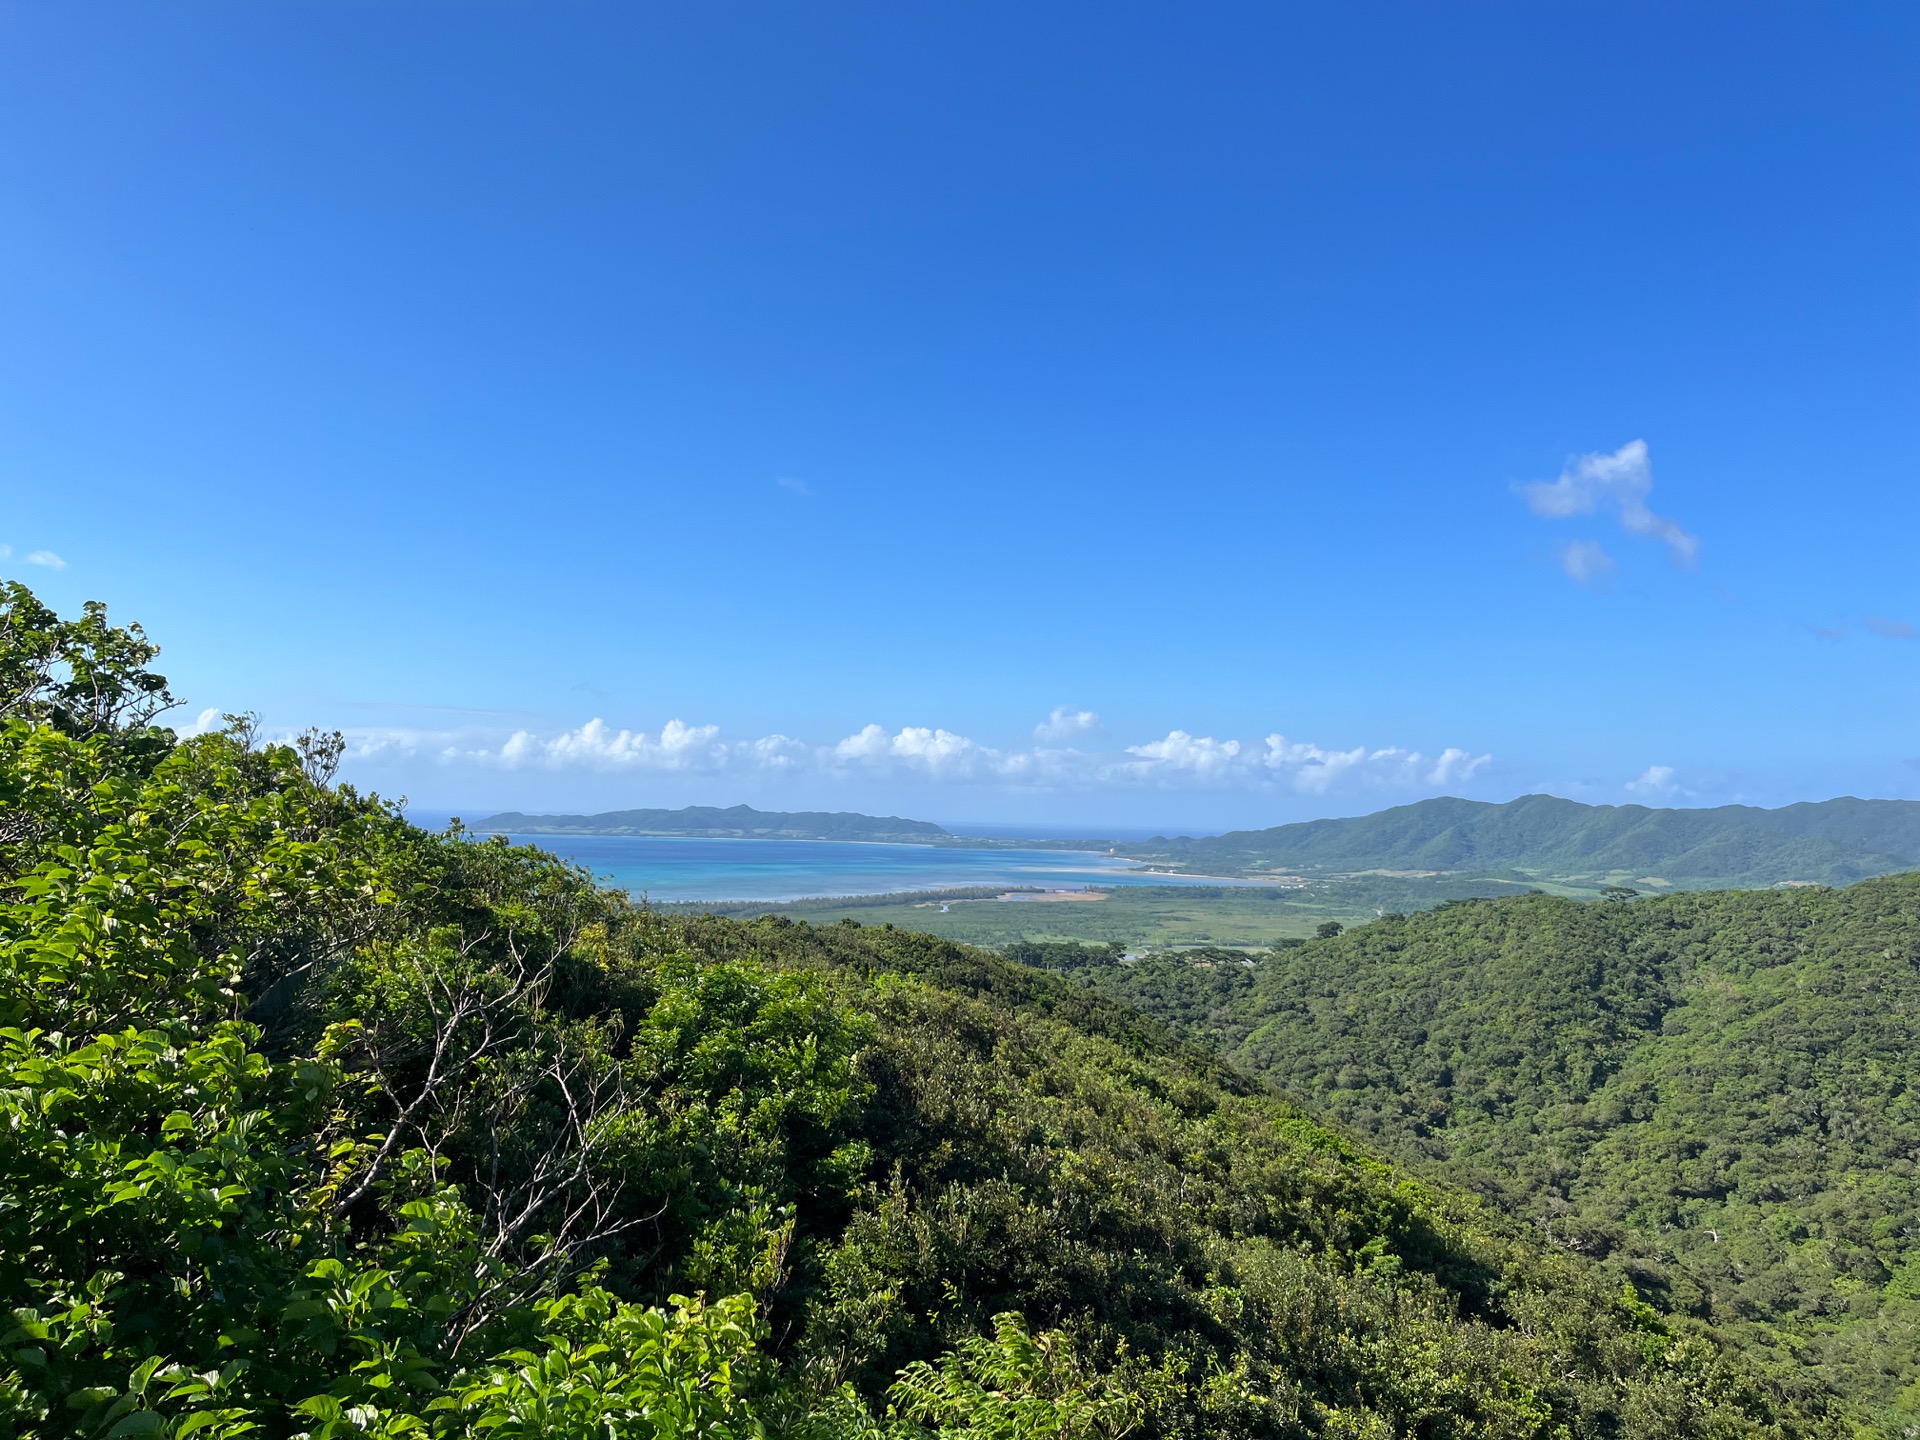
[1124,794,1920,888]
[0,583,1856,1437]
[1063,885,1920,1433]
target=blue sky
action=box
[2,2,1916,830]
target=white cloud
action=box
[1034,706,1101,742]
[832,723,995,777]
[1520,440,1698,571]
[1428,747,1493,786]
[24,550,66,570]
[1627,764,1679,797]
[1124,731,1245,782]
[0,545,10,560]
[831,723,892,763]
[461,718,735,772]
[889,727,979,769]
[774,476,813,497]
[327,714,1494,800]
[1558,539,1615,587]
[350,729,441,761]
[745,733,808,769]
[1260,735,1366,792]
[1261,735,1492,794]
[175,707,225,738]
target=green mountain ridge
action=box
[475,801,951,841]
[1128,793,1920,887]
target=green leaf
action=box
[104,1412,166,1438]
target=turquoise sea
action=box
[476,832,1244,904]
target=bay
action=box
[478,832,1247,904]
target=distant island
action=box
[473,803,950,842]
[1118,792,1920,889]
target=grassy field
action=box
[664,870,1598,951]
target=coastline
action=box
[468,830,1288,907]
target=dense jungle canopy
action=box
[1060,885,1920,1434]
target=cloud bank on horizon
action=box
[331,710,1493,798]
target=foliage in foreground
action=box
[0,582,1850,1437]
